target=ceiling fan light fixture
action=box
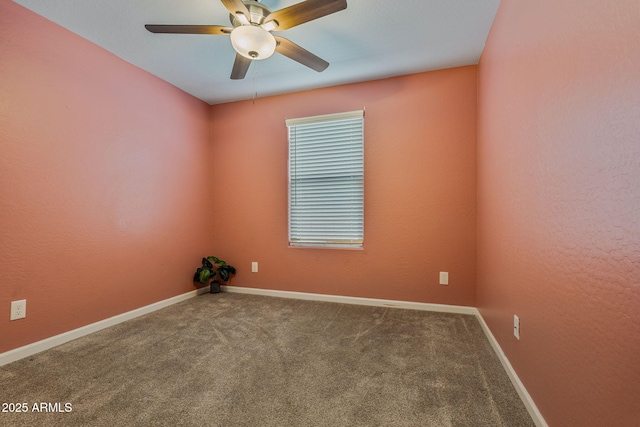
[230,25,276,60]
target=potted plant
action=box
[193,256,236,294]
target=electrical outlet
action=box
[439,272,449,285]
[514,314,520,340]
[251,262,258,273]
[10,300,26,321]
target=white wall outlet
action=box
[439,272,449,285]
[514,314,520,340]
[251,262,258,273]
[10,299,26,321]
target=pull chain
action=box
[252,60,259,105]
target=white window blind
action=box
[287,110,364,248]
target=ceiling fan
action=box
[145,0,347,80]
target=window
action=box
[287,110,364,248]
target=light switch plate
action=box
[439,272,449,285]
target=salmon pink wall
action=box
[0,1,213,353]
[209,67,477,306]
[477,0,640,425]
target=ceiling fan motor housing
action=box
[230,1,272,27]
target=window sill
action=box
[288,245,364,251]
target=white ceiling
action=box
[13,0,501,105]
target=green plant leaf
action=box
[218,264,236,282]
[202,258,213,269]
[208,256,226,266]
[193,267,203,282]
[198,268,211,284]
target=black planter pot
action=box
[210,280,221,294]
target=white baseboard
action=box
[0,288,208,367]
[221,285,478,315]
[475,313,548,427]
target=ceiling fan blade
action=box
[231,53,252,80]
[220,0,252,21]
[145,25,232,35]
[274,36,329,72]
[265,0,347,31]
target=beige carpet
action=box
[0,293,535,426]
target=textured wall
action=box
[0,1,213,353]
[210,67,477,306]
[477,0,640,425]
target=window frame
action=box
[287,110,364,249]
